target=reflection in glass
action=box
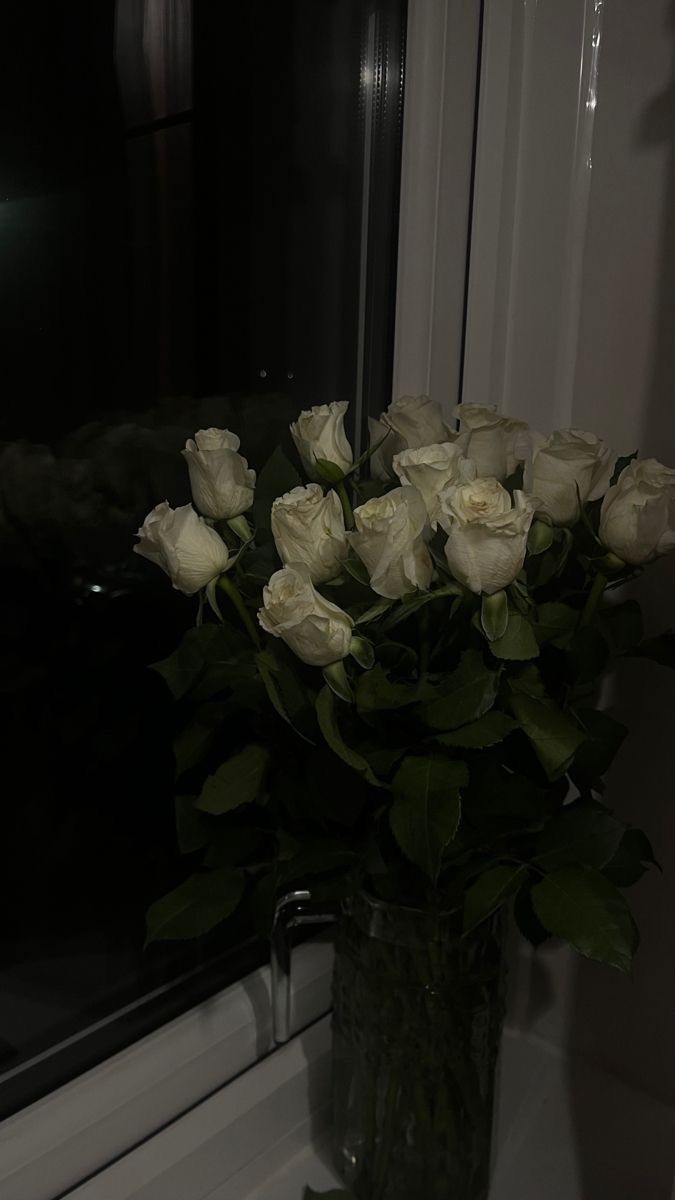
[0,0,405,1115]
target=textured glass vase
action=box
[331,893,506,1200]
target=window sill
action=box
[64,1018,675,1200]
[0,935,333,1200]
[4,933,673,1200]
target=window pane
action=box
[0,0,405,1115]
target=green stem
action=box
[217,574,261,647]
[580,570,607,628]
[336,480,355,530]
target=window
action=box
[0,0,406,1117]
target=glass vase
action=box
[331,892,506,1200]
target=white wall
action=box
[568,0,675,1114]
[466,0,675,1154]
[573,0,675,460]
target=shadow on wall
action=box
[566,638,675,1199]
[569,3,675,1195]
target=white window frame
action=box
[392,0,482,408]
[462,0,606,432]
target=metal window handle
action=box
[270,889,337,1044]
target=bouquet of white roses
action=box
[137,396,674,971]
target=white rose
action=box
[521,427,616,525]
[271,484,348,583]
[438,480,538,595]
[453,404,528,481]
[379,394,451,450]
[393,442,476,528]
[182,428,256,520]
[258,563,353,666]
[290,401,353,479]
[599,458,675,565]
[134,502,230,595]
[348,486,433,599]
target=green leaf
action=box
[227,513,254,542]
[323,660,354,702]
[362,744,405,777]
[354,597,394,626]
[461,764,547,835]
[255,651,315,743]
[204,828,262,868]
[377,640,419,675]
[244,540,281,582]
[481,590,509,641]
[190,659,260,708]
[463,864,525,932]
[380,584,463,633]
[575,483,602,541]
[151,626,225,701]
[527,526,573,587]
[343,554,372,586]
[508,663,548,698]
[628,631,675,669]
[534,802,625,871]
[527,519,554,555]
[509,694,586,780]
[278,837,356,885]
[419,650,499,731]
[535,602,578,648]
[390,756,467,882]
[145,869,244,943]
[313,456,346,484]
[174,795,209,854]
[509,576,534,616]
[316,686,383,788]
[205,576,225,622]
[349,426,391,477]
[570,709,628,787]
[603,828,660,887]
[194,744,269,815]
[173,701,231,779]
[489,611,539,661]
[435,710,518,749]
[152,624,250,702]
[252,446,301,530]
[531,866,638,972]
[513,885,549,947]
[349,636,375,670]
[355,664,420,713]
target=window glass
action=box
[0,0,405,1114]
